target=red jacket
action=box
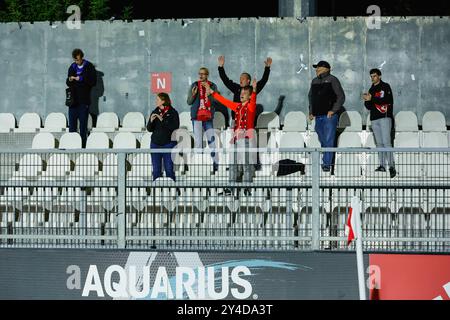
[212,92,257,142]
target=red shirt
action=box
[212,92,257,142]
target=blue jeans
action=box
[151,141,176,181]
[315,114,338,168]
[192,120,218,166]
[68,104,89,147]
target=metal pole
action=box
[311,150,320,250]
[117,152,126,249]
[353,196,367,300]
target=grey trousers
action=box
[229,137,256,182]
[372,117,395,168]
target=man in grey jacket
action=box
[308,61,345,172]
[187,67,219,172]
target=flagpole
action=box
[354,197,367,300]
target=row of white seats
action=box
[0,112,148,133]
[29,127,450,151]
[287,110,448,133]
[30,132,153,149]
[1,110,447,134]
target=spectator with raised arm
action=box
[204,79,258,194]
[217,55,272,127]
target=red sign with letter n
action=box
[151,72,172,93]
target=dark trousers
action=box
[151,141,176,181]
[69,104,89,147]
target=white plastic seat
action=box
[42,154,71,178]
[72,154,99,178]
[303,131,321,148]
[58,177,84,211]
[127,177,148,212]
[30,177,58,210]
[256,112,280,130]
[89,177,117,212]
[213,112,226,130]
[179,112,193,132]
[283,111,307,132]
[129,154,152,179]
[185,153,213,178]
[395,132,420,148]
[59,132,82,149]
[337,132,362,147]
[334,133,363,178]
[422,132,450,178]
[338,111,362,132]
[152,177,177,211]
[1,177,30,208]
[31,132,55,149]
[422,132,448,148]
[422,111,446,132]
[91,112,119,132]
[113,132,137,149]
[394,132,421,178]
[119,112,145,132]
[0,113,16,133]
[41,113,67,132]
[14,113,41,133]
[395,111,418,132]
[86,132,110,149]
[100,154,117,178]
[363,132,376,148]
[140,132,152,149]
[13,154,43,178]
[279,132,305,149]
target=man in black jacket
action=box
[308,60,345,172]
[66,48,97,147]
[363,68,396,178]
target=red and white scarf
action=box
[198,81,212,110]
[158,105,171,117]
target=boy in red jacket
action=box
[204,79,257,184]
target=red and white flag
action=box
[345,196,360,245]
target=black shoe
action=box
[389,167,397,178]
[322,166,331,172]
[213,163,219,173]
[375,166,386,172]
[254,163,262,171]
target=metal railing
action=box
[0,147,449,252]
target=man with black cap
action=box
[308,60,345,172]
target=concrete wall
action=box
[0,17,449,125]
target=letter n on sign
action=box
[151,72,172,93]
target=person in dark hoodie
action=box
[363,68,396,178]
[147,93,180,181]
[66,48,97,148]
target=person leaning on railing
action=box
[146,93,180,181]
